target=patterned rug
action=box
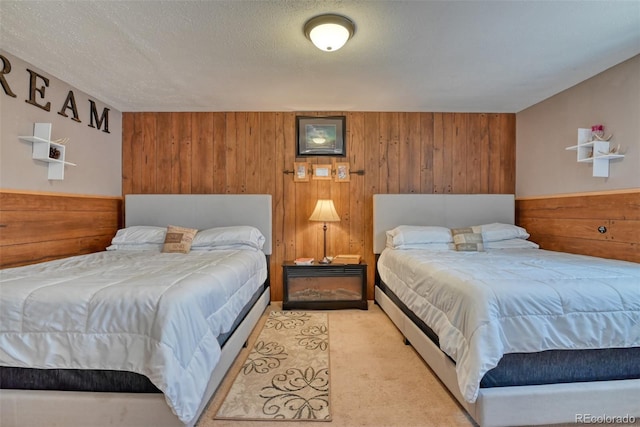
[215,311,331,421]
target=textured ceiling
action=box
[1,0,639,113]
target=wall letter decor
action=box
[58,91,82,122]
[0,54,17,98]
[25,68,51,111]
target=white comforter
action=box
[0,249,267,424]
[377,248,640,403]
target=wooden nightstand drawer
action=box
[282,262,367,310]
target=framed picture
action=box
[312,164,332,180]
[293,162,310,182]
[335,162,350,182]
[296,116,346,157]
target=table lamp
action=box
[309,199,340,264]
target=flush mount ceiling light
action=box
[304,14,355,52]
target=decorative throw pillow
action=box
[451,227,484,252]
[162,225,198,254]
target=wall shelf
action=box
[565,128,623,177]
[19,123,76,180]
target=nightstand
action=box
[282,261,368,310]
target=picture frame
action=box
[334,162,350,182]
[296,116,346,157]
[312,164,333,180]
[293,162,310,182]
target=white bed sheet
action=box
[377,248,640,404]
[0,249,268,424]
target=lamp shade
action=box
[304,14,355,52]
[309,199,340,222]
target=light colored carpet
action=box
[200,302,639,427]
[199,302,476,427]
[215,311,330,421]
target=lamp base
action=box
[319,257,331,264]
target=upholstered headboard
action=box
[372,194,515,254]
[124,194,272,255]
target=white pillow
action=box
[191,243,260,252]
[474,223,530,242]
[106,243,163,251]
[386,242,453,251]
[386,226,453,249]
[484,239,539,249]
[111,226,167,245]
[192,226,265,250]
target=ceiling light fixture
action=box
[304,14,355,52]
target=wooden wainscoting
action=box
[0,190,123,269]
[516,189,640,263]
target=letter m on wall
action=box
[89,99,110,133]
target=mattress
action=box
[377,247,640,403]
[0,249,268,424]
[377,279,640,387]
[0,281,266,393]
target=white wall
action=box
[0,50,122,196]
[516,55,639,197]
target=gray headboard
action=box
[124,194,273,255]
[373,194,515,254]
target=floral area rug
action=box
[214,311,331,421]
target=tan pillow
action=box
[162,225,198,254]
[451,227,484,252]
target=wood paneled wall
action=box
[516,190,640,263]
[122,111,516,300]
[0,190,122,268]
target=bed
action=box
[0,194,273,427]
[373,194,640,427]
